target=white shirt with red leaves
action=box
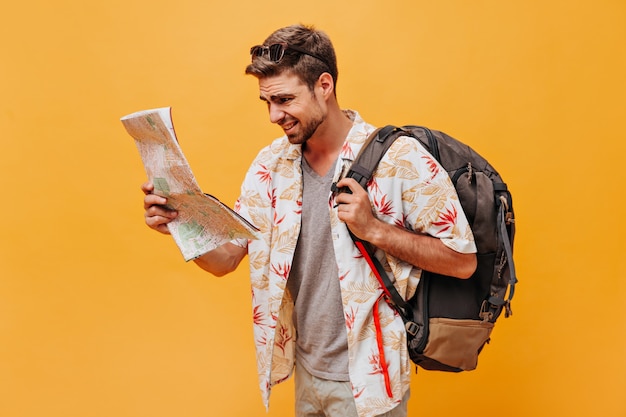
[233,110,476,417]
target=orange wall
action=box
[1,1,624,416]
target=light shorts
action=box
[294,362,409,417]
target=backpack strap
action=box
[479,186,517,320]
[343,126,420,335]
[496,194,517,316]
[351,233,419,336]
[345,126,397,188]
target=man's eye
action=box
[279,97,292,104]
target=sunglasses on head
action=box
[250,42,329,68]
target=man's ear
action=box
[317,72,335,98]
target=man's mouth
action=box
[281,120,297,133]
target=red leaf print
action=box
[275,324,293,354]
[421,154,440,180]
[273,211,286,225]
[252,305,265,327]
[345,306,358,331]
[273,374,290,385]
[432,205,458,233]
[368,353,384,375]
[267,188,277,209]
[271,262,291,281]
[341,142,354,159]
[374,194,395,217]
[367,177,381,194]
[256,164,272,184]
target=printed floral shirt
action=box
[233,110,476,417]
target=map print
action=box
[121,107,259,261]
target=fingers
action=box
[334,178,375,240]
[334,177,365,206]
[144,202,177,220]
[143,192,168,210]
[141,181,177,235]
[141,181,154,195]
[144,204,178,235]
[145,212,176,234]
[335,177,358,194]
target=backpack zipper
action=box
[451,163,473,185]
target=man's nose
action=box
[268,104,284,124]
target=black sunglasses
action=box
[250,42,329,68]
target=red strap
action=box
[374,296,393,398]
[354,241,391,297]
[355,241,394,398]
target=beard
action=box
[287,117,322,144]
[285,100,325,145]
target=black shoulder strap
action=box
[347,126,401,188]
[344,126,419,329]
[346,125,440,188]
[351,233,416,331]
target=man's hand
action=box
[334,177,383,243]
[334,178,476,278]
[141,181,178,235]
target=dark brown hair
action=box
[245,24,338,95]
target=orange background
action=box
[1,1,625,416]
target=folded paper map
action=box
[121,107,259,261]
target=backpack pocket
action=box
[422,318,494,371]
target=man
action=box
[142,24,477,417]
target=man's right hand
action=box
[141,181,178,234]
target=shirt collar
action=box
[282,109,376,161]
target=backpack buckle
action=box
[405,321,419,337]
[498,195,515,225]
[504,300,513,318]
[480,299,498,322]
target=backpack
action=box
[343,125,517,372]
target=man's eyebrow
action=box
[259,93,293,102]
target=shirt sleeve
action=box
[391,136,477,254]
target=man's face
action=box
[258,72,325,145]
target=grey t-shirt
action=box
[286,157,350,381]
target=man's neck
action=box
[303,108,353,176]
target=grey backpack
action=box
[343,125,517,372]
